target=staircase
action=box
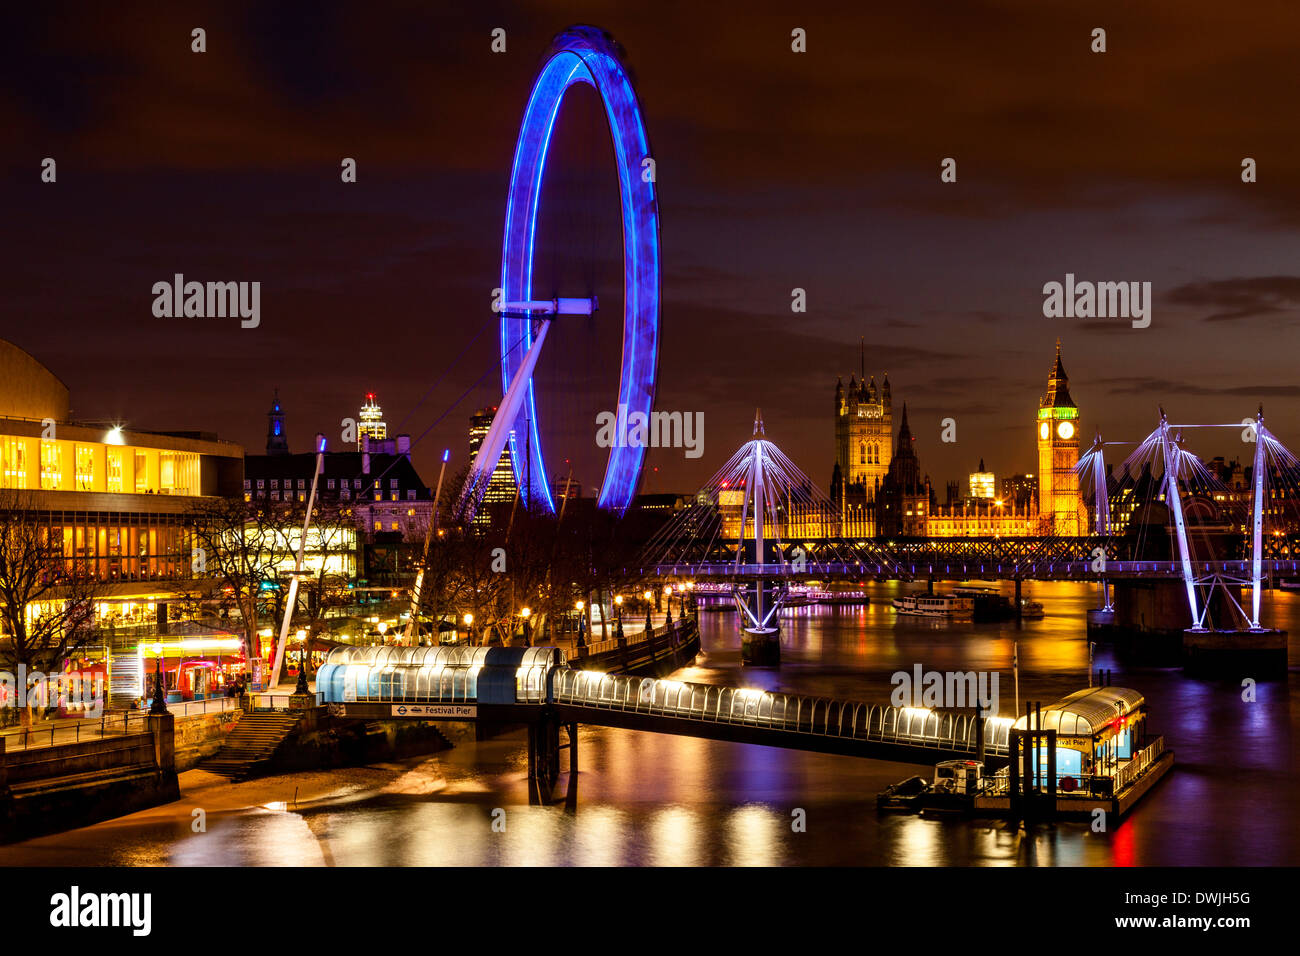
[198,712,302,781]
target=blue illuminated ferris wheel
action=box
[495,26,661,517]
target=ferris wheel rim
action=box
[499,25,661,516]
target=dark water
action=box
[4,581,1298,866]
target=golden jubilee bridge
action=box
[639,408,1300,641]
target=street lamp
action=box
[463,612,474,645]
[575,600,586,648]
[377,621,388,644]
[149,642,167,715]
[614,595,624,640]
[520,606,532,646]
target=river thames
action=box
[3,581,1297,866]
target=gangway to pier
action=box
[315,644,1011,765]
[552,669,1010,762]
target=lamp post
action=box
[575,601,586,648]
[642,590,653,634]
[614,595,624,640]
[377,621,388,645]
[463,612,474,646]
[521,606,532,646]
[149,643,167,715]
[294,645,310,696]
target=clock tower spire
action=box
[1036,340,1082,534]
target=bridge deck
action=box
[649,558,1300,581]
[316,644,1012,765]
[552,670,1009,764]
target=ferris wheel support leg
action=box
[1250,412,1267,629]
[460,321,552,519]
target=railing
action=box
[246,693,319,711]
[0,698,234,751]
[164,697,240,718]
[581,616,695,658]
[553,670,1011,755]
[982,768,1113,797]
[1115,736,1165,792]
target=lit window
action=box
[75,445,96,490]
[374,521,381,531]
[256,479,265,489]
[327,479,335,490]
[107,448,123,493]
[243,479,251,490]
[271,479,279,489]
[1,438,27,489]
[134,451,148,492]
[298,479,305,489]
[39,441,62,490]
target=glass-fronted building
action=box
[0,337,244,626]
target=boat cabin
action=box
[934,759,983,795]
[1011,686,1148,790]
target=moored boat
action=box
[891,593,974,619]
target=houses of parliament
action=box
[830,343,1086,538]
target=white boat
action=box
[891,593,974,619]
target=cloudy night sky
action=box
[6,1,1300,497]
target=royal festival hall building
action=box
[1,337,245,701]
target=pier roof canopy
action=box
[317,644,564,705]
[1012,686,1145,738]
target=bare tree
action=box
[187,496,300,663]
[0,489,104,724]
[296,501,359,636]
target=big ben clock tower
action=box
[1036,340,1083,535]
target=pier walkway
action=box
[315,643,1012,767]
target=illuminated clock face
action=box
[1039,422,1050,440]
[1057,421,1075,440]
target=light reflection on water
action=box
[3,581,1298,866]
